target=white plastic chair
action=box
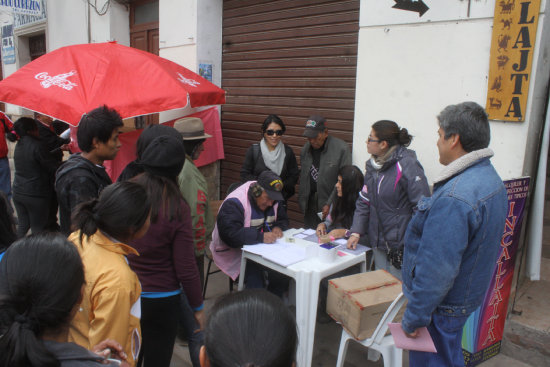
[335,292,407,367]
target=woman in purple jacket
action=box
[128,135,203,367]
[347,120,430,279]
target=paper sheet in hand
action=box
[388,323,437,353]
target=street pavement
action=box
[170,261,533,367]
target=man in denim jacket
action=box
[402,102,507,366]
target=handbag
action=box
[372,172,404,270]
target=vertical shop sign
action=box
[2,24,15,64]
[461,177,530,366]
[486,0,541,121]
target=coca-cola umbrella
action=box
[0,41,225,126]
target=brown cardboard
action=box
[327,269,403,340]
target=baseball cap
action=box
[257,171,284,201]
[303,115,326,138]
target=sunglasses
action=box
[266,129,284,136]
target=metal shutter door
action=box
[221,0,359,226]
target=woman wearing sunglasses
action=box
[241,114,299,202]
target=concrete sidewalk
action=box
[170,262,533,367]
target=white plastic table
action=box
[237,229,368,367]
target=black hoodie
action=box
[55,154,112,235]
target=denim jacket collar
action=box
[434,148,494,184]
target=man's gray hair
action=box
[437,101,490,152]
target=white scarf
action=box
[260,138,285,175]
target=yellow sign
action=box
[486,0,541,121]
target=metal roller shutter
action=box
[221,0,359,226]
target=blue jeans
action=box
[0,157,11,201]
[179,292,204,367]
[409,312,469,367]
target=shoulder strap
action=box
[252,143,261,164]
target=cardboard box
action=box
[327,270,404,340]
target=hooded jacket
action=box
[350,145,430,251]
[68,230,142,367]
[55,154,112,234]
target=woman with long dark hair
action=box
[128,135,204,367]
[316,165,364,240]
[0,232,128,366]
[68,181,151,367]
[347,120,430,279]
[11,117,60,237]
[241,114,299,202]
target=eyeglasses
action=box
[367,136,380,143]
[266,129,284,136]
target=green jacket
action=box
[177,156,214,257]
[298,135,351,212]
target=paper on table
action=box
[388,323,437,353]
[302,229,316,235]
[264,246,306,267]
[243,239,307,267]
[337,243,371,256]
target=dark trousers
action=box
[304,192,322,229]
[46,191,60,231]
[13,193,50,238]
[178,292,204,367]
[245,261,289,298]
[138,295,180,367]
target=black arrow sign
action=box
[392,0,429,17]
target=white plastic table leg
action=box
[294,270,312,367]
[237,255,246,290]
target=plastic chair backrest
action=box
[371,292,406,345]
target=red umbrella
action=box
[0,41,225,126]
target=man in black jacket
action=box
[55,106,123,235]
[35,113,70,230]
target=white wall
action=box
[353,0,549,183]
[159,0,222,122]
[46,0,128,49]
[46,0,87,50]
[197,0,222,87]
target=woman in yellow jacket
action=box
[68,181,151,367]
